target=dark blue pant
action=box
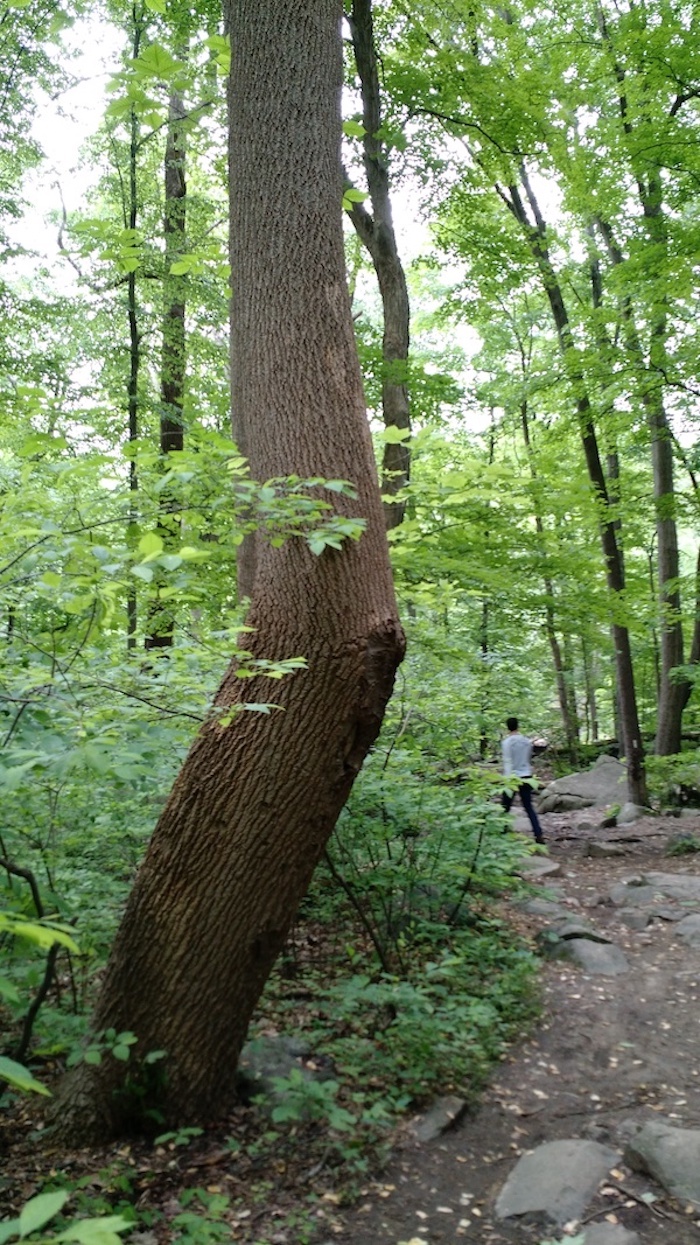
[502,779,544,843]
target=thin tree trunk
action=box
[478,416,495,759]
[126,16,143,651]
[346,0,411,529]
[145,80,188,652]
[55,0,404,1142]
[518,381,579,762]
[581,634,599,744]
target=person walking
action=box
[501,717,545,845]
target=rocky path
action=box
[335,809,700,1245]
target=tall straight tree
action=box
[345,0,411,529]
[55,0,404,1141]
[145,72,188,652]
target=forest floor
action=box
[4,808,700,1245]
[335,806,700,1245]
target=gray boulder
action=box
[495,1138,618,1225]
[644,871,700,902]
[586,841,629,859]
[538,756,629,814]
[625,1119,700,1206]
[564,940,629,974]
[675,913,700,949]
[236,1035,334,1104]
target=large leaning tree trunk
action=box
[54,0,405,1142]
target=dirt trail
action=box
[336,810,700,1245]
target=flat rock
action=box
[586,840,630,859]
[582,1227,641,1245]
[617,907,651,931]
[552,918,611,943]
[518,897,570,917]
[624,1119,700,1206]
[516,857,562,880]
[617,902,683,929]
[644,871,700,902]
[609,880,664,907]
[564,940,629,974]
[675,913,700,948]
[538,756,629,814]
[411,1094,467,1143]
[495,1138,618,1225]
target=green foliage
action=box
[171,1190,231,1245]
[647,749,700,810]
[666,835,700,857]
[0,1055,50,1097]
[154,1126,204,1147]
[264,1069,356,1132]
[253,637,541,1146]
[0,1190,130,1245]
[66,1029,137,1068]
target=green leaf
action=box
[343,120,365,138]
[378,426,411,443]
[0,1056,51,1097]
[134,43,179,81]
[131,564,154,582]
[18,1190,68,1236]
[83,1049,102,1066]
[0,1217,21,1244]
[177,546,206,561]
[53,1214,133,1243]
[144,0,166,10]
[0,977,20,1004]
[0,915,79,954]
[137,531,163,558]
[111,1045,131,1061]
[342,188,369,212]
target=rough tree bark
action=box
[55,0,405,1141]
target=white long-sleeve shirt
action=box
[502,732,533,778]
